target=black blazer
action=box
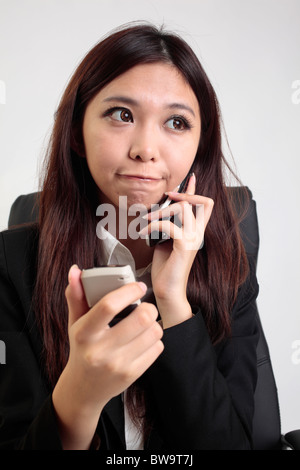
[0,224,259,450]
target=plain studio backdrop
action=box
[0,0,299,437]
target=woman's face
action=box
[82,62,201,209]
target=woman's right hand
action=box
[52,265,164,449]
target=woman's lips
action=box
[118,174,163,182]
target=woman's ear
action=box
[71,125,85,158]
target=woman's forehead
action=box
[89,62,200,116]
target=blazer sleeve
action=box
[0,229,63,449]
[144,254,259,450]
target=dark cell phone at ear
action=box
[81,265,140,325]
[145,173,190,247]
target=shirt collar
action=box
[98,225,151,278]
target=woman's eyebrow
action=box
[102,96,138,106]
[102,96,196,117]
[167,103,196,117]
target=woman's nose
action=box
[129,126,159,162]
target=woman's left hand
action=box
[139,174,214,328]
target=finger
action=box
[140,205,205,251]
[162,191,210,205]
[127,339,165,380]
[126,319,163,359]
[107,335,164,386]
[111,302,160,346]
[144,200,190,222]
[139,219,182,241]
[81,282,147,336]
[98,337,164,391]
[141,200,195,231]
[65,265,90,328]
[185,172,196,195]
[161,193,214,226]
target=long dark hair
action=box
[34,23,248,404]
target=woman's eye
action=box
[165,117,190,131]
[109,108,133,123]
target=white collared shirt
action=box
[98,225,153,303]
[98,226,152,450]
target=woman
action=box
[0,23,259,450]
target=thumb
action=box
[65,264,89,328]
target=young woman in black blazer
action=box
[0,23,259,450]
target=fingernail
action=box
[138,282,147,293]
[68,264,79,282]
[186,173,196,195]
[165,190,176,194]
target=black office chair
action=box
[7,188,300,450]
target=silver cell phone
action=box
[81,265,139,325]
[146,172,191,247]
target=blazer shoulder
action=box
[1,222,39,241]
[0,223,39,292]
[1,223,39,257]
